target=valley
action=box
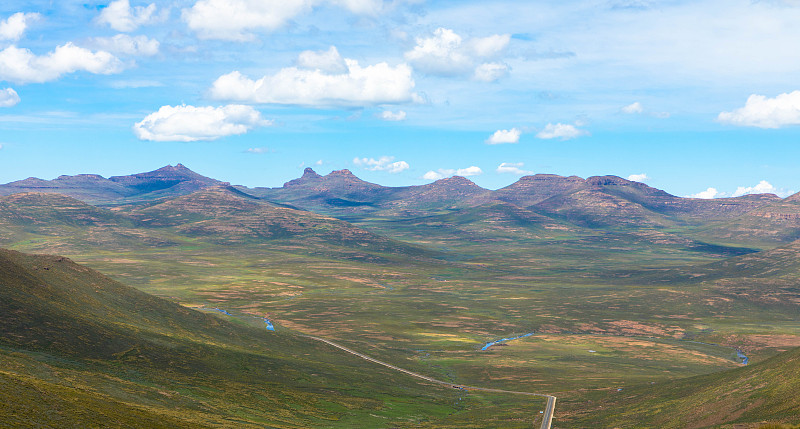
[1,164,800,427]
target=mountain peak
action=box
[302,167,322,178]
[433,175,480,187]
[327,169,356,177]
[283,168,323,187]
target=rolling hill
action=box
[0,248,470,428]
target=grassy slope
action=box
[563,346,800,428]
[0,249,489,428]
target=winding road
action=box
[301,334,557,429]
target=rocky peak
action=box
[283,168,323,187]
[326,169,357,178]
[302,167,322,179]
[432,175,482,188]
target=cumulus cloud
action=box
[0,43,122,84]
[0,12,40,41]
[486,128,521,144]
[536,123,590,140]
[209,56,419,107]
[353,156,409,173]
[88,34,159,56]
[622,102,643,114]
[627,173,649,182]
[379,110,406,121]
[423,166,483,180]
[688,187,720,199]
[404,28,510,79]
[184,0,384,41]
[297,46,347,73]
[0,88,20,107]
[496,162,532,175]
[97,0,161,32]
[456,166,482,176]
[731,180,785,197]
[718,91,800,128]
[133,104,271,142]
[245,147,270,153]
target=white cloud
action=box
[486,128,521,144]
[97,0,160,32]
[379,110,406,121]
[353,156,409,173]
[0,43,123,84]
[209,58,419,107]
[88,34,159,56]
[731,180,780,197]
[627,173,649,182]
[133,104,271,142]
[0,88,20,107]
[622,102,643,114]
[423,165,483,180]
[297,46,347,73]
[496,162,532,175]
[718,91,800,128]
[457,166,483,176]
[474,62,509,82]
[688,187,720,199]
[536,123,589,140]
[245,147,270,153]
[0,12,40,41]
[404,28,510,79]
[0,143,3,150]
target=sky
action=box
[0,0,799,197]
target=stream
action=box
[481,332,535,351]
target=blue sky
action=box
[1,0,799,197]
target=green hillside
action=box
[565,345,800,428]
[0,249,493,428]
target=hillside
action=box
[0,249,473,428]
[565,345,800,428]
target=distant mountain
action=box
[694,196,800,245]
[489,173,587,206]
[249,168,492,216]
[0,165,792,250]
[0,164,222,205]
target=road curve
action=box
[300,334,557,429]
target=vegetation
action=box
[1,165,800,427]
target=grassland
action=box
[2,183,800,427]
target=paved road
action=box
[301,334,557,429]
